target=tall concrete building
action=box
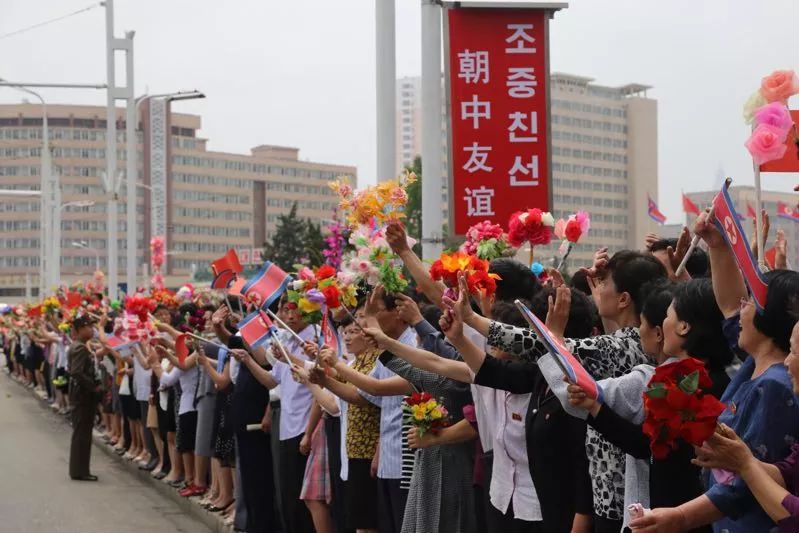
[685,186,798,269]
[396,73,659,268]
[0,103,356,298]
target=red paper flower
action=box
[316,265,336,280]
[564,219,583,243]
[321,285,341,309]
[508,209,554,247]
[428,252,500,297]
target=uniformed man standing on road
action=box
[68,314,100,481]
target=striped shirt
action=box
[360,327,417,480]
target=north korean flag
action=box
[514,299,603,402]
[237,310,278,349]
[242,261,292,310]
[777,201,799,222]
[648,195,667,224]
[211,249,243,277]
[712,179,769,312]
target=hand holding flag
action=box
[242,261,292,311]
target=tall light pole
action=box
[376,0,397,183]
[72,241,100,272]
[105,0,134,301]
[127,90,204,293]
[56,201,96,287]
[421,0,445,260]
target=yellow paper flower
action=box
[430,407,443,420]
[298,298,321,314]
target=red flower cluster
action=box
[125,293,157,323]
[316,265,337,280]
[564,219,583,243]
[508,209,554,247]
[321,285,341,309]
[429,252,500,297]
[405,392,433,405]
[642,358,726,459]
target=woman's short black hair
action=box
[673,278,733,371]
[490,299,531,328]
[606,250,667,315]
[650,239,709,278]
[640,279,676,329]
[488,258,541,303]
[420,304,443,333]
[754,270,799,353]
[569,269,591,296]
[529,287,597,339]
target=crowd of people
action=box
[2,207,799,533]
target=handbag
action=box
[146,403,158,429]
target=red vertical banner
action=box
[446,7,551,235]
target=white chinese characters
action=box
[464,186,496,217]
[461,95,491,129]
[458,49,490,84]
[462,143,493,173]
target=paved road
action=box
[0,373,212,533]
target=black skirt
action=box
[213,387,236,467]
[177,411,198,452]
[345,458,379,529]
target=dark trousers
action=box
[377,477,408,533]
[237,429,274,533]
[278,434,314,533]
[69,397,98,478]
[324,416,350,533]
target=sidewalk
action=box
[2,367,232,533]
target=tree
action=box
[262,203,324,269]
[404,156,423,256]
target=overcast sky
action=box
[2,0,797,220]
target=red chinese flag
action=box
[682,193,701,216]
[229,277,247,298]
[746,203,757,220]
[175,333,189,365]
[712,180,769,312]
[211,249,243,277]
[759,110,799,172]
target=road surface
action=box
[0,373,212,533]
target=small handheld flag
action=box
[175,333,189,365]
[514,299,603,402]
[211,269,238,290]
[211,249,243,277]
[777,201,799,222]
[746,203,757,220]
[106,334,136,353]
[682,193,701,216]
[238,310,279,349]
[242,261,292,310]
[712,178,769,312]
[321,310,343,359]
[648,196,667,225]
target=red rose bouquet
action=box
[642,357,726,459]
[429,252,501,297]
[507,208,555,248]
[403,392,450,438]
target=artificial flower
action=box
[753,102,794,135]
[460,221,516,260]
[298,297,321,315]
[760,69,799,103]
[316,265,336,280]
[745,124,789,166]
[743,90,768,124]
[508,208,554,247]
[321,285,342,309]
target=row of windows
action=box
[173,190,250,205]
[265,197,336,211]
[553,147,628,164]
[0,127,137,143]
[0,201,39,212]
[173,155,349,181]
[0,220,39,231]
[172,259,205,270]
[551,211,628,225]
[173,172,252,189]
[552,115,627,134]
[552,100,627,118]
[554,194,628,209]
[0,256,40,267]
[172,224,251,238]
[265,181,335,196]
[0,238,39,248]
[553,178,628,194]
[553,162,628,179]
[171,242,233,254]
[174,207,252,221]
[553,131,628,149]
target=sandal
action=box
[208,500,234,513]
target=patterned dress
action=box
[379,352,477,533]
[487,322,650,521]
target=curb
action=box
[3,372,231,533]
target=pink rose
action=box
[753,102,794,136]
[553,218,567,240]
[389,186,408,205]
[760,69,799,103]
[745,124,788,166]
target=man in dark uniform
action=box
[68,314,100,481]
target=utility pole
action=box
[104,0,134,301]
[421,0,444,260]
[375,0,396,183]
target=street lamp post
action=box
[55,201,96,287]
[72,241,100,272]
[126,90,204,294]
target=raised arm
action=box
[695,209,748,318]
[386,222,445,306]
[334,360,412,397]
[232,348,278,390]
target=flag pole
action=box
[753,163,766,268]
[675,207,713,278]
[265,309,306,345]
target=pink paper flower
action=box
[553,218,567,240]
[574,210,591,234]
[760,69,799,103]
[753,102,794,136]
[745,124,789,165]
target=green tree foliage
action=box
[263,202,326,269]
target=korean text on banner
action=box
[447,8,551,235]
